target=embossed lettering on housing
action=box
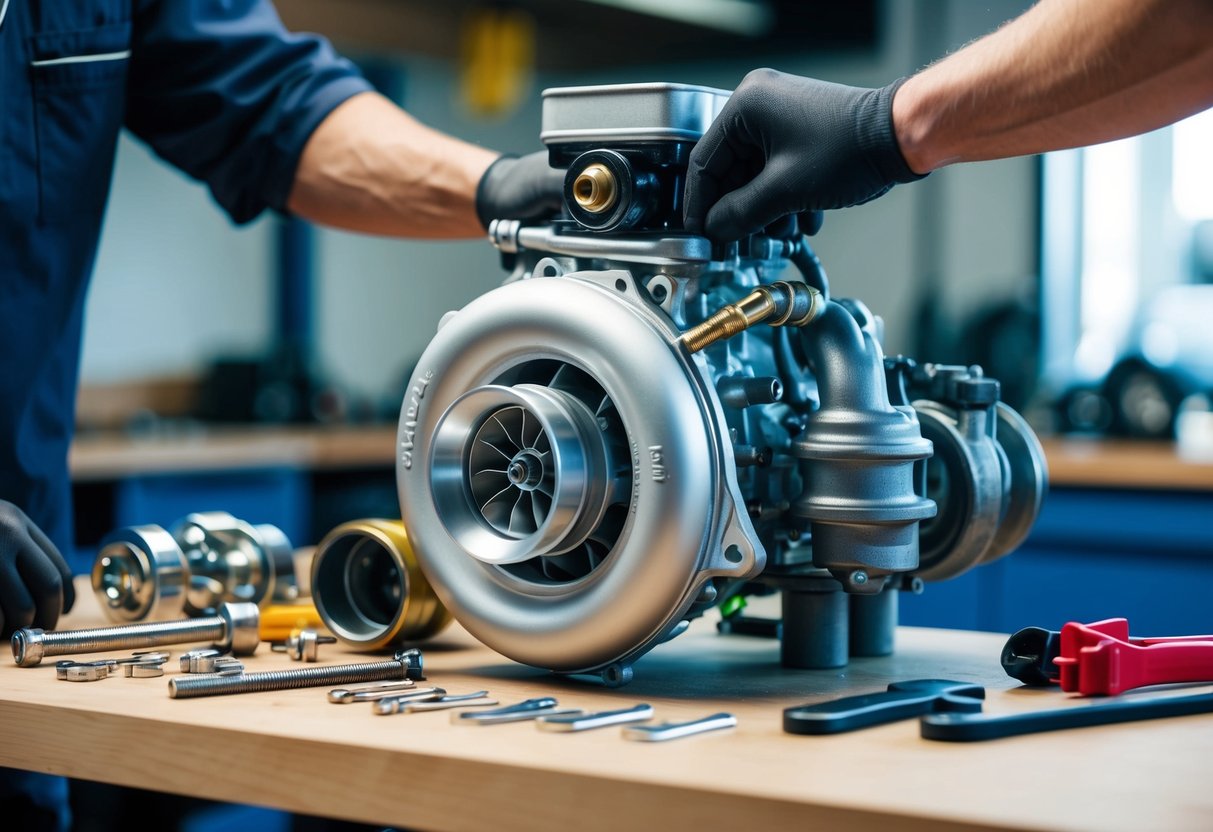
[401,370,435,470]
[629,440,640,512]
[648,445,667,483]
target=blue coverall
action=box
[0,1,371,827]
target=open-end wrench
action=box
[622,712,737,742]
[537,704,654,733]
[327,679,416,703]
[783,679,985,735]
[921,688,1213,741]
[375,691,495,715]
[452,697,577,725]
[329,683,440,705]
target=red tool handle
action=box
[1056,620,1213,695]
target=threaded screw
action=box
[168,649,424,699]
[11,602,260,667]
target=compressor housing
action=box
[397,83,1047,685]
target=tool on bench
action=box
[921,688,1213,741]
[125,661,165,678]
[622,712,737,742]
[783,679,985,735]
[1002,618,1213,695]
[59,662,111,682]
[537,704,655,733]
[375,690,496,715]
[328,680,423,704]
[56,651,171,681]
[452,697,578,725]
[358,687,447,710]
[180,649,244,675]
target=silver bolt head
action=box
[12,629,46,667]
[218,602,261,657]
[394,648,425,680]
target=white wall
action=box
[81,0,1039,403]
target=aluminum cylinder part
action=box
[311,520,451,650]
[430,383,613,564]
[172,512,297,616]
[91,525,188,623]
[793,302,936,591]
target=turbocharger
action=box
[397,82,1047,685]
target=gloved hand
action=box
[683,68,927,242]
[475,150,566,230]
[0,501,75,638]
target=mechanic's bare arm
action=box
[286,92,495,238]
[895,0,1213,173]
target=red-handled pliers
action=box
[1002,618,1213,696]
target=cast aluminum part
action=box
[397,82,1048,685]
[310,519,452,650]
[90,511,297,624]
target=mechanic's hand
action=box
[475,151,566,230]
[683,68,926,242]
[0,501,75,638]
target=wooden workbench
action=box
[2,580,1211,831]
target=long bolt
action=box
[11,602,260,667]
[168,649,425,699]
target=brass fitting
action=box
[311,519,452,650]
[572,163,618,213]
[680,281,822,354]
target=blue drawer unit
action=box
[111,467,311,549]
[901,487,1213,635]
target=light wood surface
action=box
[1039,436,1213,490]
[2,579,1211,831]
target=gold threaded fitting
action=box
[680,283,823,354]
[572,163,618,213]
[311,519,451,650]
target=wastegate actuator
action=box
[397,83,1047,685]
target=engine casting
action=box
[397,82,1047,685]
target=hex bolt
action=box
[270,629,338,662]
[168,648,424,699]
[11,602,260,667]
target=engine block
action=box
[397,83,1047,685]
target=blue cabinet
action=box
[900,487,1213,635]
[71,467,311,575]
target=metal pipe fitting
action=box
[11,601,260,667]
[311,520,451,650]
[792,301,936,591]
[680,281,822,353]
[716,375,783,409]
[91,512,296,624]
[572,163,618,213]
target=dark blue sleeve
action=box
[126,0,374,224]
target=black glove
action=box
[683,68,926,242]
[0,501,75,637]
[475,151,566,230]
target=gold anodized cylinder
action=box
[311,519,451,650]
